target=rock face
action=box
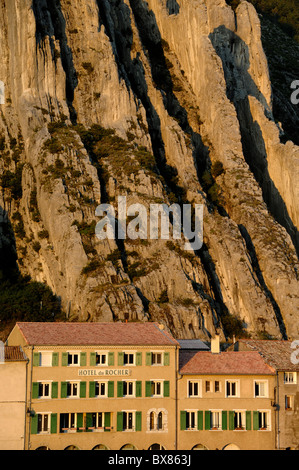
[0,0,298,340]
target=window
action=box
[188,380,201,397]
[234,411,246,430]
[123,381,135,397]
[38,382,51,398]
[67,382,79,398]
[91,412,104,429]
[210,411,221,430]
[95,353,107,366]
[205,381,211,392]
[151,381,163,397]
[37,413,50,434]
[123,353,135,365]
[215,381,220,392]
[285,395,294,410]
[226,380,239,397]
[148,410,166,431]
[258,411,270,430]
[186,411,197,430]
[284,372,297,384]
[60,413,77,432]
[254,381,268,398]
[67,352,79,366]
[123,411,134,431]
[40,352,52,367]
[95,381,107,397]
[151,352,162,365]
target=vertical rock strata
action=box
[0,0,298,339]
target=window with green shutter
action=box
[51,382,58,399]
[117,381,123,397]
[222,411,228,430]
[136,411,142,431]
[90,352,96,366]
[146,352,152,366]
[118,352,124,366]
[108,352,114,366]
[61,352,68,367]
[89,381,96,398]
[108,381,114,398]
[205,410,211,430]
[80,381,86,398]
[31,414,38,435]
[164,380,170,397]
[86,413,93,432]
[163,352,170,366]
[77,413,84,432]
[32,382,39,399]
[253,411,259,430]
[104,412,111,432]
[61,382,67,398]
[136,352,142,366]
[33,352,40,367]
[145,381,152,397]
[197,411,203,430]
[136,381,142,397]
[117,411,123,432]
[51,413,57,434]
[180,411,187,430]
[52,352,59,367]
[80,352,86,367]
[246,411,251,430]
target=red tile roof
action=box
[235,339,299,372]
[4,346,27,361]
[15,322,179,347]
[179,350,275,375]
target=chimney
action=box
[211,334,220,354]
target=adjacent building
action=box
[233,339,299,450]
[0,345,28,450]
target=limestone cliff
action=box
[0,0,298,340]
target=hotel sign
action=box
[78,368,132,377]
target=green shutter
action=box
[136,381,142,397]
[77,413,84,432]
[118,352,124,366]
[146,352,152,366]
[51,382,58,399]
[229,411,234,430]
[80,352,87,367]
[117,381,123,397]
[31,414,38,435]
[117,412,123,432]
[80,381,86,398]
[90,352,96,366]
[136,352,142,366]
[51,413,57,434]
[61,352,68,367]
[253,411,259,430]
[197,411,203,430]
[86,413,93,432]
[145,381,152,397]
[108,352,114,366]
[104,412,111,432]
[222,411,228,430]
[61,382,67,398]
[246,411,252,430]
[180,411,186,430]
[89,381,96,398]
[52,352,59,367]
[33,352,40,367]
[164,380,170,397]
[163,352,170,366]
[32,382,39,399]
[205,410,211,430]
[108,381,114,398]
[136,411,142,431]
